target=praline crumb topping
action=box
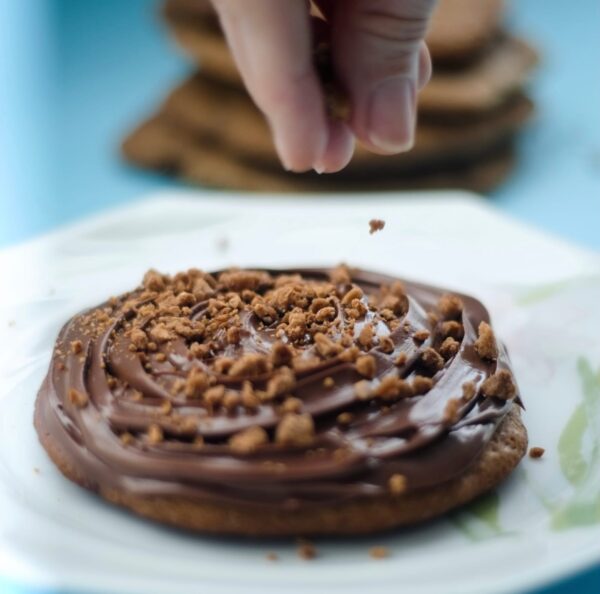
[41,266,520,507]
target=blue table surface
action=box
[0,0,598,593]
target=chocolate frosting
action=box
[36,267,519,509]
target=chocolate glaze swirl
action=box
[36,267,519,509]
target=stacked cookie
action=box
[122,0,538,193]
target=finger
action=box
[331,0,437,154]
[212,0,328,172]
[314,120,355,173]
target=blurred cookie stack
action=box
[122,0,538,192]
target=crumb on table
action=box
[529,446,545,459]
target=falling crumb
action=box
[33,467,40,474]
[297,539,317,560]
[529,446,545,459]
[369,219,385,234]
[369,546,389,559]
[266,552,279,562]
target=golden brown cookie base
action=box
[36,405,526,536]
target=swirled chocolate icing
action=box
[36,266,520,509]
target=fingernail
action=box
[313,163,325,174]
[368,78,416,153]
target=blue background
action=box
[0,0,598,592]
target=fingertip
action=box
[313,120,355,173]
[271,119,328,173]
[266,84,329,173]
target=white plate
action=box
[1,190,599,594]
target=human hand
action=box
[211,0,437,174]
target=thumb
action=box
[331,0,436,154]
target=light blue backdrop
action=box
[1,0,599,252]
[0,1,598,593]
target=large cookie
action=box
[419,36,539,114]
[426,0,506,64]
[122,108,518,193]
[36,266,527,535]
